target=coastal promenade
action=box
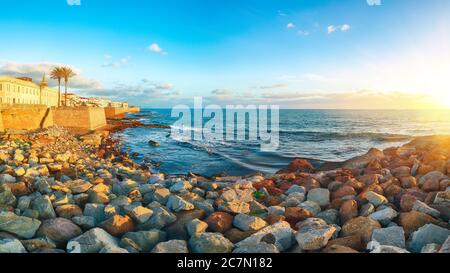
[0,113,449,253]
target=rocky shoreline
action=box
[0,123,449,253]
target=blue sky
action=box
[0,0,449,108]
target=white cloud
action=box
[341,24,351,32]
[328,24,351,34]
[147,43,168,55]
[278,10,287,17]
[0,61,102,90]
[287,23,295,29]
[298,30,310,36]
[327,25,336,34]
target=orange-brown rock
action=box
[277,159,314,174]
[339,200,358,224]
[345,179,365,192]
[422,179,440,192]
[55,204,83,219]
[331,185,357,200]
[322,245,359,253]
[341,216,381,243]
[400,194,418,212]
[397,211,440,238]
[99,215,134,237]
[400,176,417,188]
[326,235,364,251]
[284,207,312,226]
[266,214,286,225]
[204,212,234,233]
[224,228,257,244]
[301,178,321,191]
[2,182,29,196]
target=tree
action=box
[61,67,76,106]
[50,67,64,107]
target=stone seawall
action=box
[104,107,128,119]
[53,106,107,131]
[0,104,53,131]
[0,105,108,133]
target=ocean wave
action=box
[279,130,413,142]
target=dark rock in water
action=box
[148,140,160,147]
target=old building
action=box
[0,75,59,106]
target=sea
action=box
[112,109,450,177]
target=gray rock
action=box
[412,200,440,218]
[151,188,171,205]
[368,241,410,253]
[36,218,82,246]
[67,228,119,253]
[281,193,305,207]
[17,196,32,211]
[32,195,56,220]
[438,236,450,253]
[0,187,16,206]
[408,224,450,253]
[167,195,194,212]
[369,207,397,225]
[127,206,153,224]
[421,243,441,253]
[295,218,336,250]
[152,240,189,253]
[298,200,321,216]
[220,188,253,203]
[0,238,27,253]
[218,201,250,214]
[99,245,129,253]
[21,237,57,252]
[307,188,330,207]
[285,185,306,195]
[233,214,268,232]
[267,207,284,217]
[233,242,279,253]
[72,216,96,229]
[0,174,16,183]
[189,232,234,253]
[236,221,295,252]
[316,209,339,225]
[186,219,208,237]
[434,190,450,205]
[366,191,388,207]
[0,211,41,239]
[83,203,106,222]
[169,181,192,193]
[371,226,405,248]
[138,206,176,230]
[120,230,167,252]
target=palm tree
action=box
[61,67,76,106]
[50,67,64,107]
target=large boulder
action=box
[371,226,406,248]
[0,212,41,239]
[120,230,167,252]
[397,211,440,237]
[152,240,189,253]
[37,218,82,247]
[408,224,450,253]
[307,188,330,207]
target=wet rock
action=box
[189,232,234,253]
[0,238,27,253]
[0,211,41,239]
[371,226,405,248]
[152,240,189,253]
[99,215,134,237]
[408,224,450,253]
[67,228,119,253]
[295,218,336,251]
[204,212,233,233]
[37,218,82,247]
[369,207,398,226]
[341,216,381,243]
[233,214,268,232]
[120,230,167,252]
[307,188,330,207]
